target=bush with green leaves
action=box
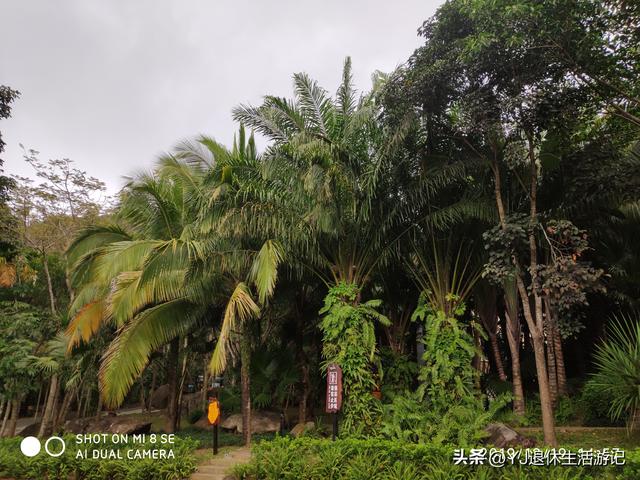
[0,436,198,480]
[232,436,628,480]
[381,296,507,445]
[319,282,390,436]
[580,380,624,426]
[591,312,640,429]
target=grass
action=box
[176,426,276,448]
[519,426,640,449]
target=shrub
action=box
[0,435,198,480]
[591,312,640,429]
[232,436,629,480]
[319,282,390,436]
[380,297,508,446]
[580,380,623,426]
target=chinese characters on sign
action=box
[325,363,342,413]
[452,448,626,467]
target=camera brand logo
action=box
[20,436,66,457]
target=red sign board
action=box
[325,363,343,413]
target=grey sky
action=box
[1,0,442,192]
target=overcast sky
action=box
[1,0,442,192]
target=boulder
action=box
[18,421,41,437]
[220,411,281,434]
[290,421,315,437]
[149,384,171,409]
[63,416,152,435]
[484,423,536,448]
[220,413,242,431]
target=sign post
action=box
[325,363,342,441]
[207,397,221,455]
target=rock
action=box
[220,411,281,434]
[18,422,41,437]
[220,413,242,431]
[63,416,152,435]
[290,421,315,437]
[149,384,171,409]
[485,423,536,448]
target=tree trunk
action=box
[492,150,557,445]
[553,316,568,397]
[5,398,20,437]
[76,389,84,419]
[296,303,309,424]
[544,299,559,407]
[33,385,43,419]
[240,329,252,446]
[139,377,146,410]
[0,398,11,436]
[298,364,310,423]
[55,389,74,429]
[489,333,507,381]
[148,365,157,411]
[42,254,57,316]
[39,374,59,437]
[164,338,180,433]
[505,310,525,415]
[82,389,91,419]
[0,399,5,426]
[201,357,210,411]
[175,343,189,432]
[95,395,103,420]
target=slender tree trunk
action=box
[76,389,84,419]
[0,398,10,436]
[505,310,525,415]
[39,374,59,437]
[55,389,73,429]
[492,150,557,445]
[42,379,51,422]
[296,304,309,424]
[175,343,189,431]
[95,395,103,420]
[42,254,57,316]
[5,398,21,437]
[489,333,507,381]
[139,377,146,410]
[553,317,568,397]
[240,329,252,446]
[201,357,210,411]
[298,364,310,423]
[545,330,558,409]
[165,338,180,433]
[33,385,43,419]
[148,365,157,410]
[0,399,5,426]
[82,389,91,419]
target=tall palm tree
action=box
[66,130,282,439]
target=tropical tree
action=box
[66,128,282,442]
[591,312,640,431]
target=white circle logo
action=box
[20,436,41,457]
[44,436,66,457]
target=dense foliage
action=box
[234,436,635,480]
[0,436,198,480]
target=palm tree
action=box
[66,128,282,442]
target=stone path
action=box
[190,447,251,480]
